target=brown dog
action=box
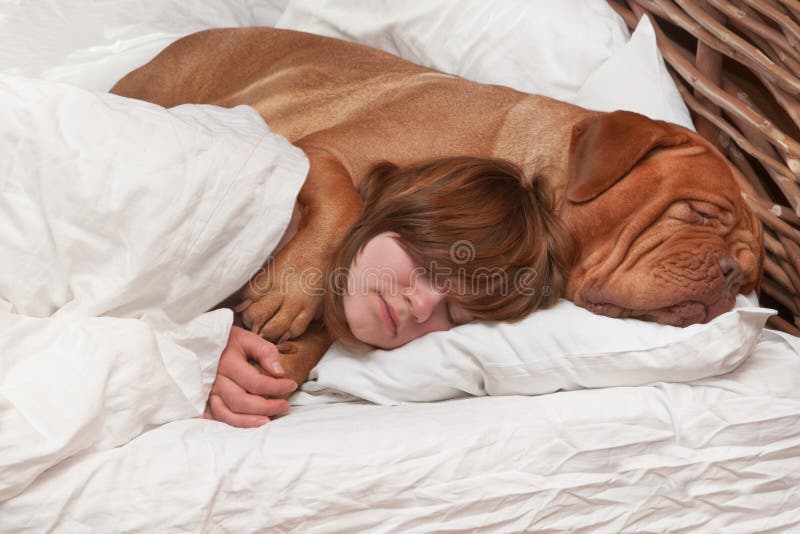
[111,27,763,386]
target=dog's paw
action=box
[253,323,332,399]
[238,248,324,343]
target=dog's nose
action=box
[719,255,743,293]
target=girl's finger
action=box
[206,393,270,429]
[214,374,291,417]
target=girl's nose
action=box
[403,281,445,323]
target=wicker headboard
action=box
[608,0,800,336]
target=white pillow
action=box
[276,0,630,100]
[0,0,290,91]
[296,294,775,405]
[572,16,695,130]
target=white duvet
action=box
[0,74,308,501]
[3,330,800,532]
[1,0,799,532]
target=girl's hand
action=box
[204,326,299,428]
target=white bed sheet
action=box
[1,1,799,532]
[3,330,799,532]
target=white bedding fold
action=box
[2,329,799,532]
[0,74,309,501]
[0,308,228,501]
[0,74,308,322]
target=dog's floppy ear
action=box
[567,110,687,203]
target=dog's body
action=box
[112,27,763,385]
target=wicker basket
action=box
[608,0,800,336]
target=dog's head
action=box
[561,110,764,326]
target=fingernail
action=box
[272,361,284,374]
[258,417,269,426]
[290,381,298,391]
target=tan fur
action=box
[111,28,763,387]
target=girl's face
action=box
[343,232,474,349]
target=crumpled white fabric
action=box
[1,329,799,532]
[0,74,308,500]
[0,0,290,91]
[276,0,629,100]
[572,15,694,130]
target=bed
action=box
[1,1,799,531]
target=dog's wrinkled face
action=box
[561,111,763,326]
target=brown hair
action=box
[323,156,575,350]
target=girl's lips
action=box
[387,300,401,330]
[379,294,397,336]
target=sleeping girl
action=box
[205,156,575,427]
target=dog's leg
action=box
[276,321,332,394]
[239,142,363,343]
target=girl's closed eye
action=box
[446,299,455,324]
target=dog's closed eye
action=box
[667,200,725,226]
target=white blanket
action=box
[0,74,308,501]
[2,330,799,531]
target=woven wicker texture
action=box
[608,0,800,336]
